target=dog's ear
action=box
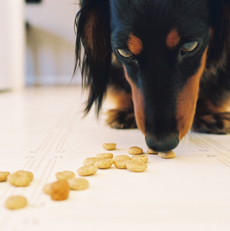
[75,0,111,115]
[220,0,230,47]
[209,0,230,56]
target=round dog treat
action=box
[77,166,98,176]
[0,171,10,182]
[131,155,148,163]
[102,143,117,150]
[96,153,113,159]
[113,160,128,169]
[94,158,113,169]
[147,148,158,154]
[5,195,27,210]
[16,170,34,181]
[43,183,53,194]
[158,151,176,159]
[68,178,89,190]
[56,171,75,181]
[113,155,131,161]
[50,180,70,201]
[126,161,148,172]
[128,146,143,155]
[83,157,100,166]
[8,172,31,187]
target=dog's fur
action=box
[75,0,230,152]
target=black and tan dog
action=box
[75,0,230,152]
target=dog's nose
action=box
[145,133,179,152]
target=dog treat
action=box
[113,160,128,169]
[43,183,52,195]
[83,157,100,166]
[158,150,176,159]
[113,155,131,161]
[147,148,158,154]
[50,180,70,201]
[128,146,143,155]
[16,170,34,181]
[96,153,113,159]
[5,195,27,210]
[0,171,10,182]
[77,166,98,176]
[8,174,31,187]
[94,158,113,169]
[102,143,117,150]
[8,171,33,187]
[126,160,148,172]
[131,155,148,163]
[68,178,89,190]
[56,171,75,181]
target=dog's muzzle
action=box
[145,132,179,152]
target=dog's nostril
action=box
[145,133,179,152]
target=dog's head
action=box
[75,0,230,152]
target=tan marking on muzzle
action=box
[166,29,181,49]
[127,34,143,55]
[123,67,145,134]
[176,47,208,140]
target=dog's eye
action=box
[181,41,198,52]
[117,49,133,59]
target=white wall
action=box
[0,0,25,91]
[25,0,81,85]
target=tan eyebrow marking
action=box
[127,34,143,55]
[166,29,181,49]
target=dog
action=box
[74,0,230,152]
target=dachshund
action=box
[74,0,230,152]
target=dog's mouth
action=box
[145,132,179,152]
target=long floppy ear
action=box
[219,0,230,49]
[209,0,230,57]
[75,0,111,115]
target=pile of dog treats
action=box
[0,143,175,210]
